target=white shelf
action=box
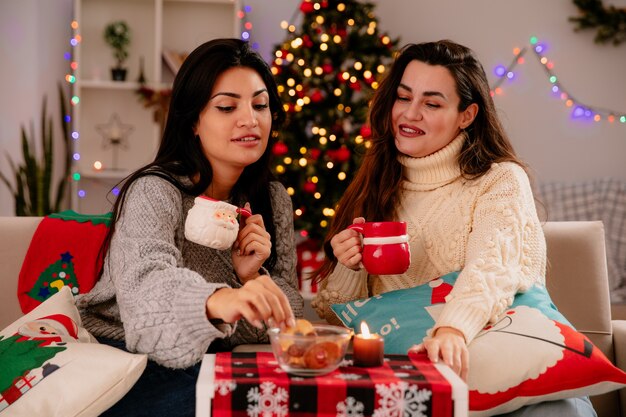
[72,0,241,214]
[79,169,132,180]
[78,80,143,90]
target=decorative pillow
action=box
[331,271,460,354]
[17,210,112,314]
[0,286,147,416]
[331,272,626,416]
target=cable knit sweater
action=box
[312,134,546,344]
[76,176,303,369]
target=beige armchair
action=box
[0,218,624,416]
[543,221,626,417]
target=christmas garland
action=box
[569,0,626,45]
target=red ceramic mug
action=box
[347,221,410,275]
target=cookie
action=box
[283,318,316,336]
[303,341,341,369]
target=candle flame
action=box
[360,321,371,337]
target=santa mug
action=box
[348,221,410,275]
[185,196,251,250]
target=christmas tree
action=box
[26,251,80,303]
[270,0,399,242]
[0,335,64,393]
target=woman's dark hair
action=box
[100,38,285,272]
[313,39,525,282]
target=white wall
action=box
[376,0,626,184]
[0,0,73,216]
[1,0,624,215]
[246,0,626,184]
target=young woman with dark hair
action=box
[78,38,302,417]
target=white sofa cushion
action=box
[0,287,146,416]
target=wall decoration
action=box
[161,49,187,76]
[569,0,626,45]
[136,56,146,84]
[491,36,626,124]
[95,113,134,171]
[238,4,257,49]
[136,86,171,139]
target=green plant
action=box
[104,20,131,68]
[0,83,71,216]
[569,0,626,45]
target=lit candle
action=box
[353,321,384,367]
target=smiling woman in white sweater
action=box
[311,40,596,417]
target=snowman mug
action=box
[347,221,410,275]
[185,196,252,250]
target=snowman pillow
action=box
[331,271,626,416]
[0,287,147,416]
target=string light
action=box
[491,36,625,124]
[69,19,85,200]
[239,5,258,50]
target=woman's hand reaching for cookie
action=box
[205,275,295,330]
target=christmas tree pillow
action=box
[17,210,112,314]
[331,272,626,416]
[0,286,147,416]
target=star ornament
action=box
[60,251,74,262]
[96,113,134,150]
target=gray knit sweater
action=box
[76,175,303,369]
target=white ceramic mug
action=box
[185,196,251,250]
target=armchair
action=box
[543,221,626,417]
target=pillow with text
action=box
[331,271,626,416]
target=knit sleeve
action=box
[433,163,546,343]
[267,182,304,318]
[109,176,232,369]
[311,263,369,325]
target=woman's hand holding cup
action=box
[344,219,411,275]
[232,202,272,283]
[330,217,366,271]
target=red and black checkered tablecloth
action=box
[204,352,454,417]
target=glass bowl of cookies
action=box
[267,319,352,376]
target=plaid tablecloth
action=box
[196,352,467,417]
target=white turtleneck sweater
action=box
[312,134,546,344]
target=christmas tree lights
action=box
[270,0,399,241]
